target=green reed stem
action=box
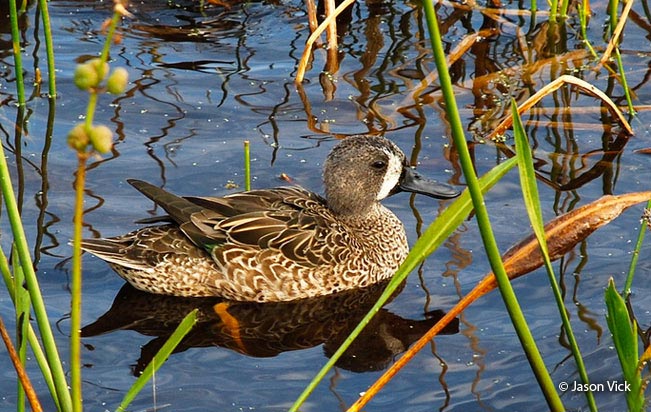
[579,0,598,58]
[8,0,26,106]
[608,0,619,35]
[0,253,27,412]
[511,100,596,412]
[70,154,89,412]
[422,3,563,410]
[0,120,71,412]
[37,0,57,97]
[244,140,251,191]
[101,12,121,62]
[14,247,30,412]
[549,0,558,22]
[116,309,198,412]
[623,199,651,295]
[559,0,569,19]
[69,12,122,411]
[614,48,635,114]
[84,12,120,129]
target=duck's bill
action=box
[398,167,460,199]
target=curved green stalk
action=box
[511,100,596,412]
[422,3,563,410]
[8,0,26,106]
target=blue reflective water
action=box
[1,0,651,411]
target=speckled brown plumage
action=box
[81,135,459,302]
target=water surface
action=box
[1,0,651,411]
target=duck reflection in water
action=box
[82,281,459,375]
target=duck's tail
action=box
[127,179,204,226]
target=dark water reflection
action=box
[82,283,458,375]
[1,0,651,410]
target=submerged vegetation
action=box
[1,0,651,411]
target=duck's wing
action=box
[188,187,335,267]
[128,180,335,266]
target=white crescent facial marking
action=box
[376,149,403,201]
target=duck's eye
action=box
[371,160,386,170]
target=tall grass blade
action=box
[605,279,644,412]
[116,309,199,412]
[0,122,72,412]
[511,100,596,412]
[422,3,563,410]
[289,156,518,412]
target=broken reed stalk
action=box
[596,0,633,70]
[324,0,338,68]
[485,75,634,141]
[295,0,356,82]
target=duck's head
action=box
[323,135,460,216]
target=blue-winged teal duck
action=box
[81,135,459,302]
